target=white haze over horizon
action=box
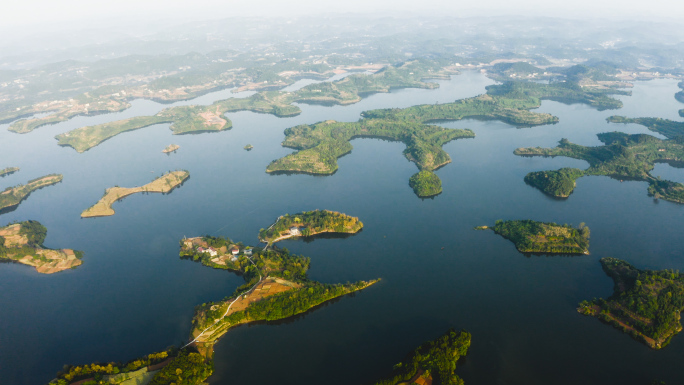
[2,0,683,32]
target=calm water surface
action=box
[0,72,683,385]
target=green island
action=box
[409,170,443,197]
[257,209,363,245]
[0,167,19,177]
[514,132,684,203]
[49,211,377,385]
[243,144,253,151]
[266,80,626,197]
[0,174,63,213]
[486,219,590,254]
[54,61,454,153]
[0,220,83,274]
[578,257,684,349]
[607,116,684,140]
[371,329,471,385]
[81,171,189,218]
[524,167,585,198]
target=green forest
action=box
[258,210,363,242]
[608,116,684,139]
[491,219,590,254]
[578,258,684,349]
[268,79,626,198]
[371,329,471,385]
[524,168,585,198]
[409,170,442,197]
[515,133,684,203]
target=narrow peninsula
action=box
[515,133,684,203]
[0,167,19,177]
[578,257,684,349]
[81,170,189,218]
[258,210,363,245]
[486,219,590,254]
[0,221,83,274]
[0,174,63,214]
[371,329,471,385]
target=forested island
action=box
[409,170,443,197]
[515,133,684,203]
[0,174,63,214]
[53,61,454,153]
[524,168,585,198]
[0,167,19,177]
[81,171,189,218]
[371,329,471,385]
[486,219,590,254]
[258,210,363,244]
[0,221,83,274]
[578,257,684,349]
[267,80,626,197]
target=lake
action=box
[0,71,683,385]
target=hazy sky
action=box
[2,0,683,30]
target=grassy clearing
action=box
[81,171,189,218]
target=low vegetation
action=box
[409,170,442,197]
[578,257,684,349]
[515,133,684,203]
[371,329,471,385]
[0,167,19,177]
[56,116,172,153]
[258,210,363,244]
[0,174,63,213]
[489,219,590,254]
[0,220,83,274]
[81,171,189,218]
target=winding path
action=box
[183,257,262,348]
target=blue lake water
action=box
[0,72,683,385]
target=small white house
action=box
[289,227,301,236]
[231,247,240,255]
[244,247,253,256]
[207,247,218,257]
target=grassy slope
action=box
[81,171,189,217]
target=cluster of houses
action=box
[183,237,253,264]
